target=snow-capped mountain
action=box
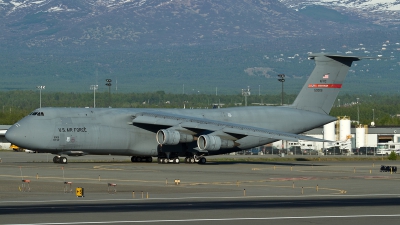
[0,0,398,49]
[279,0,400,27]
[0,1,399,95]
[279,0,400,11]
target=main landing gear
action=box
[131,156,153,163]
[53,156,68,164]
[184,156,207,164]
[158,157,180,164]
[157,156,207,164]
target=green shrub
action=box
[388,151,397,160]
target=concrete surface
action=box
[0,152,399,225]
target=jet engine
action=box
[197,135,235,151]
[156,129,194,145]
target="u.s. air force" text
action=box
[58,127,87,132]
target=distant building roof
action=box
[305,126,400,135]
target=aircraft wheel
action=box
[131,156,136,163]
[60,157,68,164]
[190,158,195,163]
[146,157,153,163]
[173,158,180,164]
[53,156,61,163]
[199,157,206,164]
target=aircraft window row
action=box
[29,112,44,116]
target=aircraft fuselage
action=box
[6,106,335,156]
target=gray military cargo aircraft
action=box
[5,53,361,164]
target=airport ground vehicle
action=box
[264,146,282,154]
[9,143,25,152]
[354,147,377,155]
[308,149,319,155]
[376,142,400,155]
[324,146,349,155]
[25,149,37,153]
[288,146,303,155]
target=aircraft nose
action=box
[5,125,16,143]
[5,124,28,147]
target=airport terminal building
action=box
[299,124,400,151]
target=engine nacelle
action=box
[156,129,194,145]
[197,135,235,151]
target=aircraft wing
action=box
[131,111,326,142]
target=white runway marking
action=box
[4,214,400,225]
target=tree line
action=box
[1,91,400,126]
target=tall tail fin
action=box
[289,53,361,114]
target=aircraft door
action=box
[59,133,65,149]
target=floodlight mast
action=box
[106,79,112,107]
[277,74,285,155]
[277,74,285,105]
[357,97,360,125]
[241,86,251,107]
[90,85,98,108]
[36,86,45,108]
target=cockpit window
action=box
[30,112,44,116]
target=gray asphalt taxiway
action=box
[1,152,400,225]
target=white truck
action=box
[376,142,400,155]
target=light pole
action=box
[105,79,112,107]
[338,99,340,107]
[356,97,360,125]
[277,74,285,105]
[241,86,251,107]
[90,85,98,108]
[277,74,285,155]
[322,130,325,153]
[372,109,375,127]
[372,109,375,122]
[36,86,45,108]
